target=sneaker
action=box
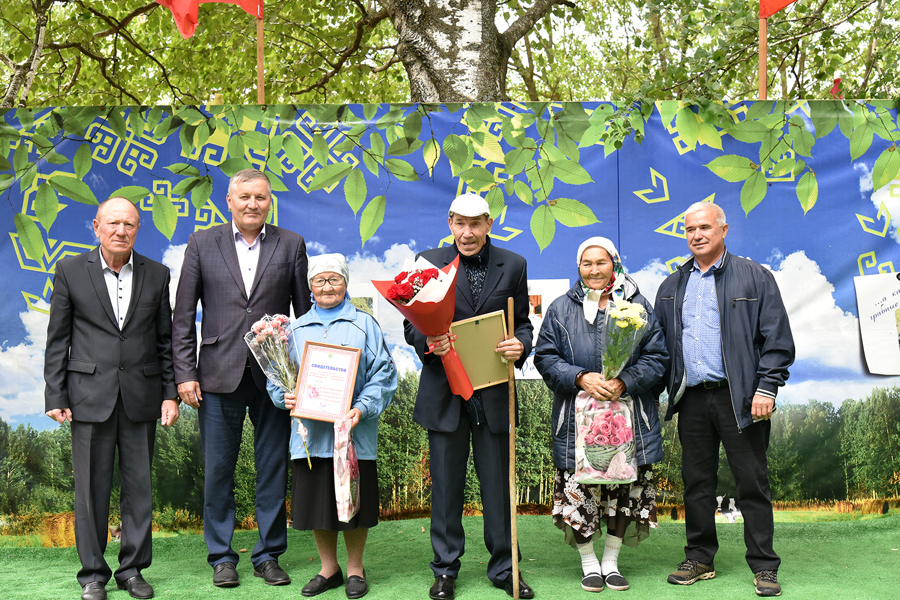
[604,572,630,591]
[581,572,604,592]
[754,570,781,597]
[667,559,715,585]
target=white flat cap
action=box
[448,193,490,217]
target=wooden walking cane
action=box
[507,297,520,600]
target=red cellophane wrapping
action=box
[372,255,474,400]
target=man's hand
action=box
[161,399,180,426]
[427,333,452,356]
[177,381,202,408]
[495,337,524,362]
[751,394,775,420]
[46,408,72,424]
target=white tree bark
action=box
[380,0,573,102]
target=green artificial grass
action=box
[2,515,899,599]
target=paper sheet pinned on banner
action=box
[854,272,900,375]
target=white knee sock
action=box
[601,534,623,576]
[577,539,601,575]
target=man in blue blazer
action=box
[45,197,179,600]
[404,194,534,600]
[172,169,310,588]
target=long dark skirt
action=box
[290,457,379,531]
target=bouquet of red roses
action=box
[373,256,474,400]
[387,267,441,304]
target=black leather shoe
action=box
[81,582,106,600]
[213,562,240,588]
[302,569,344,597]
[254,560,291,585]
[429,575,455,600]
[494,573,535,599]
[345,571,368,599]
[117,574,154,599]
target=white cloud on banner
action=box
[778,376,900,406]
[162,243,187,310]
[770,251,862,369]
[347,243,418,354]
[870,176,900,244]
[0,303,50,422]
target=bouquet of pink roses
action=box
[574,391,637,485]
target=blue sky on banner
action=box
[2,101,899,428]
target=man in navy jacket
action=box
[654,202,794,598]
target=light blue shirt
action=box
[682,252,726,386]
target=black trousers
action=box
[677,385,780,573]
[427,405,519,584]
[71,397,156,586]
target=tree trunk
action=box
[382,0,568,102]
[1,1,52,108]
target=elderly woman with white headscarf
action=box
[534,237,668,594]
[267,253,397,599]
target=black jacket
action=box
[653,249,795,430]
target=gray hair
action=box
[228,168,271,196]
[684,202,726,226]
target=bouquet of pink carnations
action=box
[244,314,311,467]
[244,314,298,392]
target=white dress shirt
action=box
[233,221,266,296]
[99,250,134,331]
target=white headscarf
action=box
[308,253,350,286]
[576,236,630,323]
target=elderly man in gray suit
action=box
[45,197,179,600]
[172,168,310,588]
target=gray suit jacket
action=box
[44,247,176,423]
[172,222,310,393]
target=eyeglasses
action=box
[311,276,344,288]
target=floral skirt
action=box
[552,465,657,548]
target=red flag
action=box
[156,1,263,39]
[760,0,797,18]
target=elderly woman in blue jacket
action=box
[268,254,397,600]
[534,237,668,594]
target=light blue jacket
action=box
[267,300,397,460]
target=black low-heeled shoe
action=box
[301,569,344,597]
[345,571,368,599]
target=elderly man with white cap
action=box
[268,253,397,600]
[403,194,535,600]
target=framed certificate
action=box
[449,309,510,390]
[291,341,361,422]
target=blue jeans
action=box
[198,367,290,568]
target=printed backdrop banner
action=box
[1,101,898,427]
